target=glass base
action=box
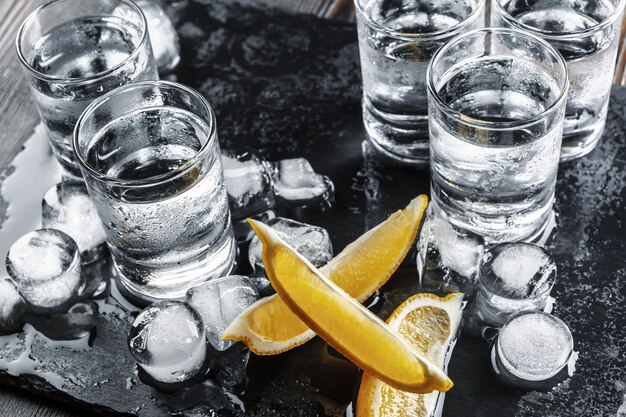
[430,197,556,245]
[48,137,83,179]
[113,235,238,306]
[362,98,429,168]
[560,118,606,162]
[525,210,558,247]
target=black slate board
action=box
[1,0,625,416]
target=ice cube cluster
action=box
[125,277,261,388]
[248,217,333,275]
[0,181,112,331]
[417,212,485,297]
[221,150,335,233]
[128,300,207,384]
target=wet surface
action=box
[0,0,625,416]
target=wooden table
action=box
[0,1,624,416]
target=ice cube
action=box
[128,300,207,384]
[6,229,83,315]
[495,312,574,386]
[248,217,333,275]
[481,243,556,298]
[475,243,557,327]
[417,213,485,297]
[271,158,334,218]
[221,150,275,221]
[0,279,26,334]
[135,0,180,74]
[186,276,260,351]
[42,181,108,264]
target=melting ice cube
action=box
[42,181,108,264]
[481,243,556,298]
[135,0,180,74]
[0,279,26,334]
[128,300,207,384]
[417,213,485,297]
[6,229,83,315]
[476,243,557,327]
[221,150,275,221]
[186,276,260,351]
[248,217,333,275]
[494,312,575,387]
[271,158,334,218]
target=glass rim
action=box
[73,80,218,189]
[353,0,486,41]
[427,27,569,131]
[497,311,574,381]
[493,0,626,40]
[15,0,149,85]
[479,242,557,299]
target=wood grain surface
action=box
[0,1,624,416]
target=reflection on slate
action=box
[0,0,625,416]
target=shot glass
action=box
[354,0,486,167]
[491,311,575,390]
[16,0,158,177]
[74,81,237,304]
[492,0,626,161]
[475,243,557,327]
[427,28,569,243]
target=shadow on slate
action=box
[1,0,626,416]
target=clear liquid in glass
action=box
[85,106,236,301]
[430,57,563,243]
[28,16,156,176]
[496,0,621,160]
[356,0,483,165]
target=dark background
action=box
[1,1,625,416]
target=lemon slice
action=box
[222,196,428,355]
[357,293,464,417]
[245,219,452,394]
